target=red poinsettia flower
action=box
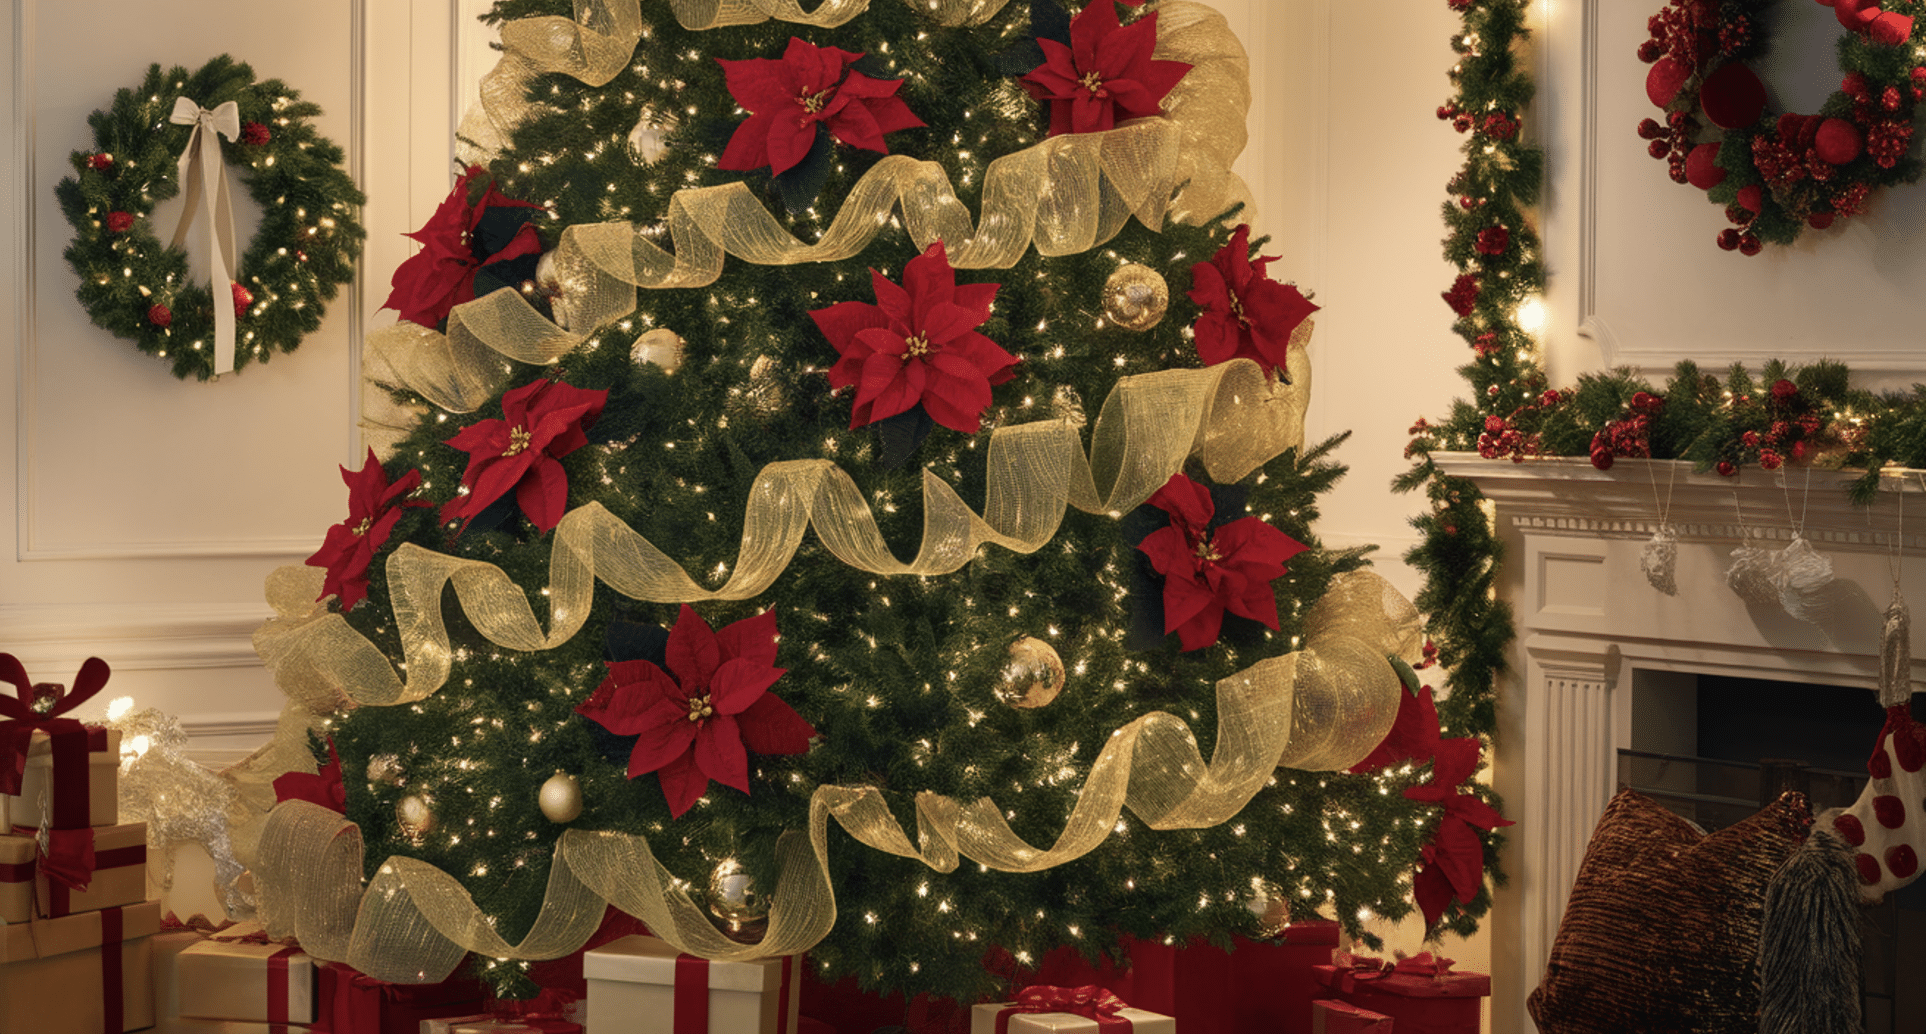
[382,166,545,328]
[1019,0,1192,136]
[1137,473,1308,652]
[1404,735,1512,929]
[306,448,430,612]
[440,378,607,536]
[1188,224,1318,378]
[810,240,1018,434]
[574,606,816,818]
[272,738,346,815]
[717,37,925,177]
[1349,681,1441,775]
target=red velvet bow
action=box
[998,985,1134,1032]
[0,654,110,798]
[11,823,95,892]
[1392,952,1456,979]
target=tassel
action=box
[1760,829,1862,1034]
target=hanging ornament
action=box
[1726,542,1784,605]
[1776,535,1835,622]
[538,771,583,823]
[1641,460,1679,595]
[1103,263,1169,331]
[364,754,405,786]
[396,794,436,842]
[728,354,786,418]
[630,328,685,373]
[995,636,1067,709]
[706,858,770,944]
[1880,589,1912,707]
[627,108,672,165]
[1641,526,1679,596]
[1244,878,1289,937]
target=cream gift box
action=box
[583,935,801,1034]
[0,821,147,922]
[970,1000,1176,1034]
[0,897,160,1034]
[0,727,121,831]
[177,937,318,1024]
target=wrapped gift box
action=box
[1313,999,1394,1033]
[0,821,146,922]
[178,937,317,1024]
[0,897,160,1034]
[584,935,802,1034]
[420,1016,582,1034]
[970,1001,1175,1033]
[0,727,119,831]
[151,928,209,1022]
[1168,920,1341,1034]
[1311,958,1488,1034]
[315,961,488,1034]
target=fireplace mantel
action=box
[1430,454,1923,1034]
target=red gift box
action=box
[1169,921,1340,1034]
[1312,999,1393,1033]
[1310,955,1487,1034]
[314,961,487,1034]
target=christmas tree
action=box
[239,0,1503,1006]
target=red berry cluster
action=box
[1644,0,1719,69]
[1481,113,1519,140]
[1638,111,1704,184]
[1474,226,1510,256]
[1727,379,1821,472]
[242,121,272,147]
[105,211,134,234]
[1472,332,1500,358]
[86,153,114,171]
[1447,0,1473,11]
[1589,391,1664,471]
[1842,70,1918,170]
[1477,413,1541,464]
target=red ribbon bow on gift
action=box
[0,654,110,801]
[10,823,94,894]
[1329,951,1459,993]
[997,985,1135,1032]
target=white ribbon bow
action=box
[169,96,243,376]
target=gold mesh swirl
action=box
[302,345,1307,709]
[251,569,1418,978]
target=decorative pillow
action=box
[1527,788,1811,1034]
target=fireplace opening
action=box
[1617,669,1926,1033]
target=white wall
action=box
[0,0,471,758]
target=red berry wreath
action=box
[1636,0,1924,254]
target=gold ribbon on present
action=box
[168,97,244,376]
[252,569,1419,980]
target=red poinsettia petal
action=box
[480,223,544,269]
[950,281,998,327]
[766,117,819,177]
[1136,524,1194,579]
[1350,684,1442,773]
[919,375,989,435]
[575,662,681,736]
[1215,225,1256,293]
[665,604,722,695]
[1413,861,1456,929]
[445,417,511,458]
[871,268,913,326]
[627,710,701,780]
[717,57,793,114]
[812,300,890,362]
[499,380,545,426]
[1431,817,1486,902]
[1430,736,1483,788]
[716,609,780,669]
[737,693,818,756]
[926,350,994,405]
[654,749,709,818]
[856,352,923,425]
[1169,594,1225,652]
[694,715,751,793]
[514,456,571,533]
[1215,517,1309,573]
[902,242,958,315]
[945,332,1019,382]
[1222,576,1281,630]
[919,301,984,347]
[1145,473,1215,531]
[459,452,536,525]
[1070,0,1121,71]
[1187,255,1229,309]
[1070,91,1113,134]
[827,100,887,155]
[710,658,785,716]
[1131,58,1193,114]
[862,94,926,137]
[379,468,428,511]
[718,110,778,172]
[1447,792,1514,832]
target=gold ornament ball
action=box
[995,636,1067,709]
[707,859,770,943]
[1103,264,1169,331]
[627,110,672,165]
[396,794,436,840]
[631,328,685,373]
[538,771,584,824]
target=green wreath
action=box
[56,56,364,381]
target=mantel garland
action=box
[56,56,365,381]
[1634,0,1925,255]
[1403,2,1926,795]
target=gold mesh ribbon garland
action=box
[253,569,1419,979]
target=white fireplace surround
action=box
[1435,454,1923,1034]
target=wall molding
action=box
[0,602,269,670]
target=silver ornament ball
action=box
[1103,264,1169,331]
[631,328,685,373]
[627,110,672,165]
[365,754,405,786]
[995,636,1067,709]
[538,771,583,824]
